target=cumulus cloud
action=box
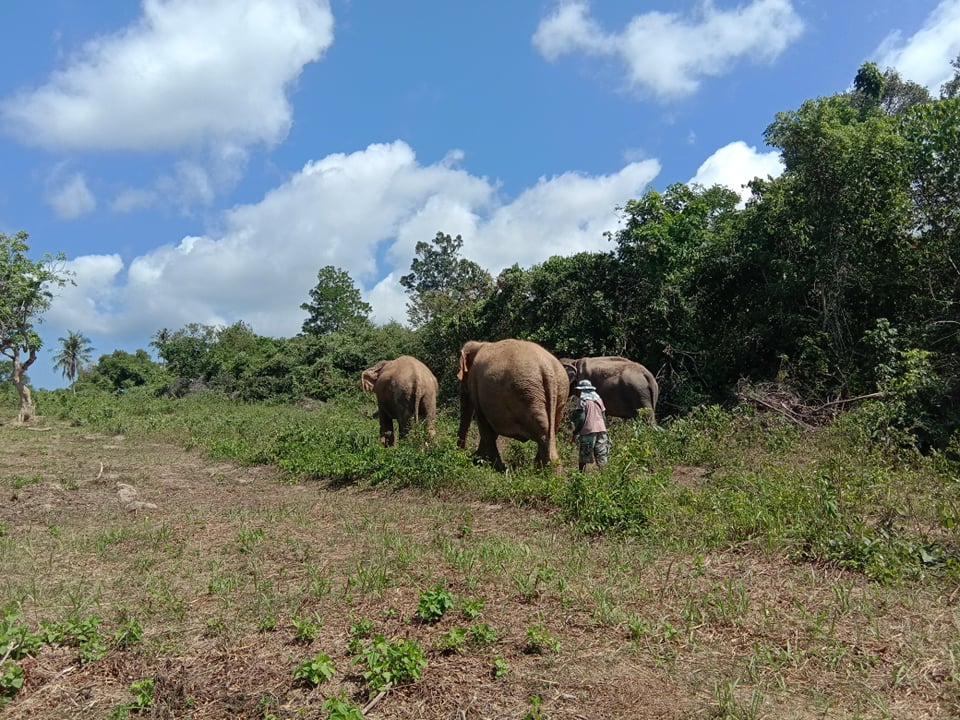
[46,141,659,340]
[875,0,960,92]
[45,171,97,219]
[532,0,804,99]
[688,140,783,204]
[1,0,334,152]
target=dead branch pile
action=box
[735,379,883,427]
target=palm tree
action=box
[52,330,94,391]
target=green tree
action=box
[85,349,162,392]
[941,54,960,100]
[0,231,71,421]
[400,232,493,328]
[300,266,372,336]
[52,330,94,391]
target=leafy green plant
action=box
[293,651,336,687]
[354,634,427,692]
[468,622,498,647]
[435,627,468,654]
[523,620,560,655]
[128,677,155,710]
[459,596,485,620]
[291,613,323,643]
[491,655,510,679]
[0,660,24,698]
[112,615,143,648]
[416,584,454,623]
[322,692,366,720]
[524,694,545,720]
[57,615,108,664]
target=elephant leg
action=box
[475,411,505,471]
[397,412,413,440]
[533,433,558,468]
[379,412,396,447]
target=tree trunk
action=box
[12,350,36,423]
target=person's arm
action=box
[571,406,585,436]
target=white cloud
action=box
[1,0,334,152]
[533,0,804,99]
[46,171,97,219]
[47,141,659,342]
[689,140,783,204]
[875,0,960,92]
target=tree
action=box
[52,330,94,391]
[940,54,960,100]
[400,232,493,327]
[300,266,372,336]
[0,231,70,421]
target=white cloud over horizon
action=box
[875,0,960,92]
[532,0,804,99]
[46,141,662,338]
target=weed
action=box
[524,694,545,720]
[468,622,498,647]
[436,627,468,654]
[523,619,560,654]
[236,527,265,554]
[293,651,336,687]
[417,584,454,623]
[290,613,323,643]
[354,634,427,692]
[10,474,41,490]
[460,596,485,620]
[714,678,764,720]
[0,661,24,698]
[111,614,143,648]
[492,655,510,679]
[128,677,154,709]
[322,692,365,720]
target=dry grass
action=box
[1,420,959,719]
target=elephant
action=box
[457,339,569,471]
[560,356,659,424]
[361,356,438,446]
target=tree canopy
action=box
[0,231,70,421]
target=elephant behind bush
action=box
[561,356,659,424]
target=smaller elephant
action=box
[561,356,659,424]
[361,356,438,446]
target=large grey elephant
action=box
[560,356,659,424]
[457,339,569,471]
[361,356,438,446]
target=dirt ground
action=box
[1,421,958,719]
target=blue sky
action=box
[1,1,958,390]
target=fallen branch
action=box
[363,684,392,714]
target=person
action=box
[571,379,608,472]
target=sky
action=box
[1,1,958,390]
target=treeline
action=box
[71,62,960,449]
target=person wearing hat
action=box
[571,379,608,472]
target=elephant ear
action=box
[360,360,387,392]
[562,363,578,384]
[457,342,482,381]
